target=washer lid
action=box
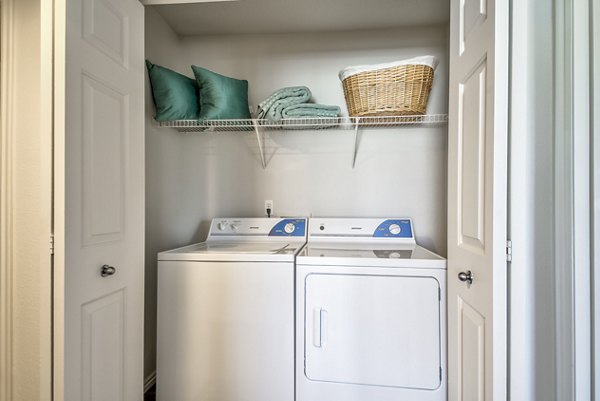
[158,240,304,262]
[297,243,446,269]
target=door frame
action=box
[510,0,595,399]
[554,0,592,399]
[0,0,16,397]
[0,0,54,400]
[53,0,66,398]
[594,0,600,398]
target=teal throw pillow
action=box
[191,65,251,120]
[146,60,199,122]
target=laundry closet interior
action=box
[142,0,450,385]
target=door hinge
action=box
[50,235,55,255]
[506,240,512,262]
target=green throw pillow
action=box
[191,65,251,120]
[146,60,199,122]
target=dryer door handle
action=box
[313,308,328,348]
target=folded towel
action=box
[257,86,312,121]
[281,103,341,119]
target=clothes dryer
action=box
[296,218,446,401]
[157,217,307,401]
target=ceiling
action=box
[149,0,450,36]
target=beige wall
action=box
[0,0,53,400]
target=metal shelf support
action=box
[252,120,267,169]
[352,117,361,168]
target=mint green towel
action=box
[257,86,312,121]
[281,103,341,119]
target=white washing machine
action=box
[296,218,447,401]
[157,217,307,401]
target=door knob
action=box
[458,270,473,288]
[100,264,116,277]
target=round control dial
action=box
[217,222,228,231]
[388,223,401,235]
[230,223,240,231]
[284,223,296,234]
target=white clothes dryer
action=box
[157,217,307,401]
[296,218,447,401]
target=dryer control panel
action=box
[373,219,413,238]
[309,218,415,244]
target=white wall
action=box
[144,14,449,379]
[144,7,191,381]
[176,25,449,252]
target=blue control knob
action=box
[284,223,295,234]
[389,224,401,235]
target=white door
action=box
[447,0,508,399]
[62,0,145,400]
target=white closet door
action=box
[447,0,509,400]
[61,0,145,400]
[304,273,442,390]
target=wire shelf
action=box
[154,114,448,132]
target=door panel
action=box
[448,0,508,399]
[304,273,442,390]
[63,0,144,400]
[81,73,126,245]
[458,60,487,251]
[81,290,125,401]
[83,0,129,67]
[457,297,485,401]
[460,0,487,55]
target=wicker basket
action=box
[341,63,434,117]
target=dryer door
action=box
[304,273,441,390]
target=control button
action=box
[231,224,240,231]
[319,225,325,231]
[389,252,401,259]
[217,222,228,231]
[284,223,296,234]
[389,223,401,235]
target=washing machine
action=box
[157,217,307,401]
[296,218,447,401]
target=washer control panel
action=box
[269,218,306,237]
[209,218,307,238]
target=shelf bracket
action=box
[352,117,361,168]
[252,120,267,169]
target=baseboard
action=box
[144,371,157,393]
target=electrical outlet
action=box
[264,200,273,215]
